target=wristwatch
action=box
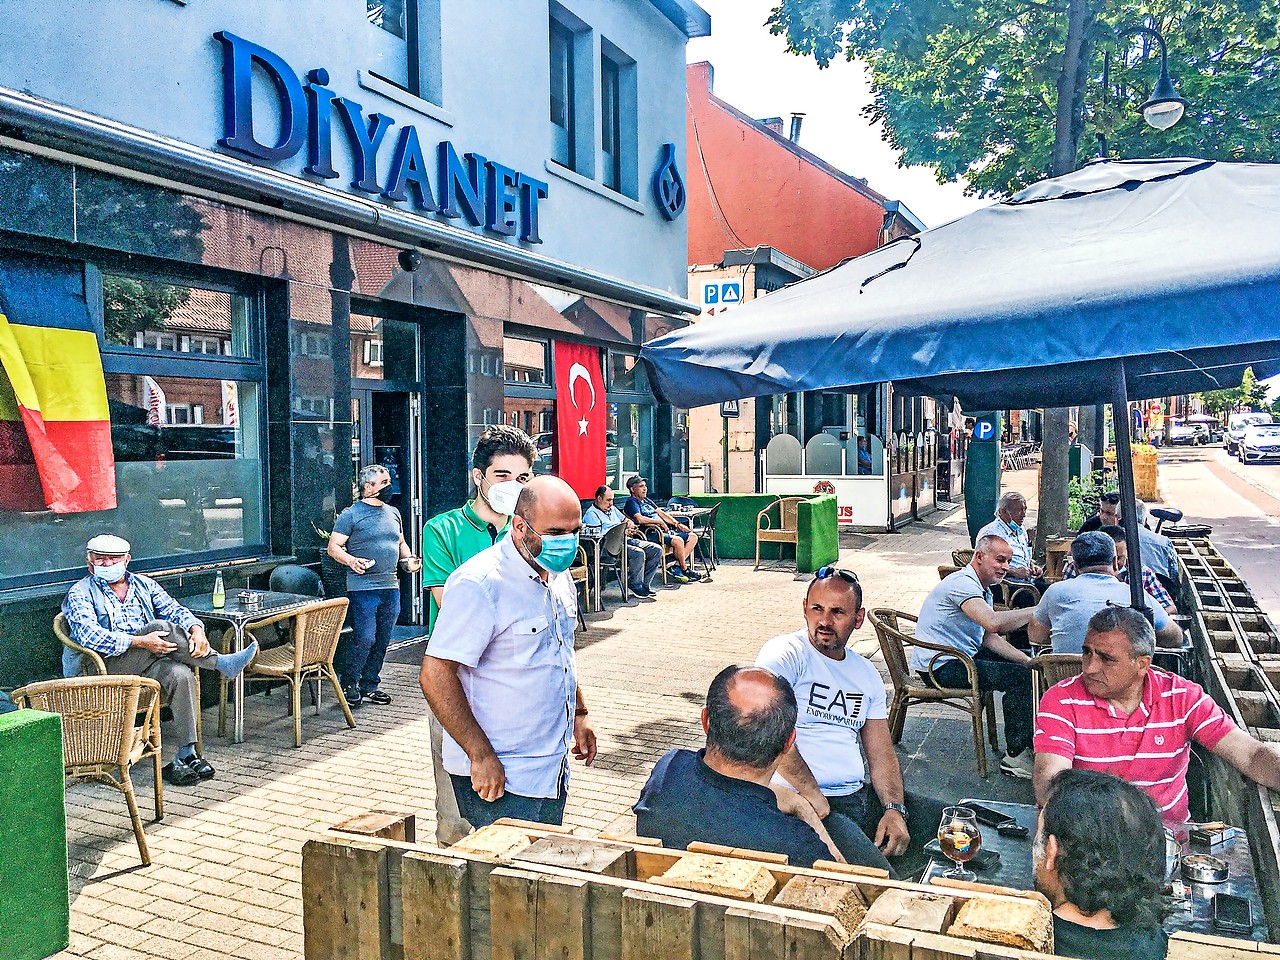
[883,802,908,818]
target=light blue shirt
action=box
[976,517,1033,581]
[1033,572,1169,654]
[583,504,625,535]
[913,566,990,671]
[1138,526,1179,582]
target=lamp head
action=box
[1139,62,1187,131]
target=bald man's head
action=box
[703,666,797,769]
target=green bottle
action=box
[212,571,225,609]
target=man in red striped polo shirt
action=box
[1034,606,1280,825]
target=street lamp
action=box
[1125,25,1189,131]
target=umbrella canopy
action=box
[642,159,1280,411]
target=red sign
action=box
[552,341,606,498]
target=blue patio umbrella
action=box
[642,158,1280,610]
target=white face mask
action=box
[93,561,127,583]
[484,479,522,516]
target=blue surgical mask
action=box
[93,561,127,583]
[531,531,580,574]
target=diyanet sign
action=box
[214,31,550,244]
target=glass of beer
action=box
[937,806,983,881]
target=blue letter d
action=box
[214,31,307,163]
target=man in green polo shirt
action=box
[419,424,536,843]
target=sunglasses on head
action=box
[1100,492,1121,504]
[815,566,860,585]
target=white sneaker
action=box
[1000,750,1035,780]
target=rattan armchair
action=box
[1030,653,1083,705]
[951,548,975,567]
[231,598,353,747]
[755,497,803,570]
[868,608,999,778]
[54,612,203,754]
[12,675,163,865]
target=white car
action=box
[1225,412,1274,454]
[1238,424,1280,464]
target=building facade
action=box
[0,0,708,685]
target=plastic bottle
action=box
[212,571,225,609]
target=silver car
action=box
[1225,412,1274,454]
[1238,424,1280,464]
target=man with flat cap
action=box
[62,534,258,785]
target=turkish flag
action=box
[553,341,606,498]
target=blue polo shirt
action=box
[913,566,990,671]
[634,748,830,868]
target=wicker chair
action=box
[12,675,163,865]
[1030,653,1083,706]
[937,564,961,580]
[868,608,999,778]
[755,497,804,570]
[232,598,353,747]
[951,548,975,567]
[54,612,202,755]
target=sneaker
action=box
[343,686,364,709]
[668,568,690,584]
[364,689,392,706]
[162,758,201,787]
[632,589,658,602]
[1000,750,1035,780]
[685,569,703,582]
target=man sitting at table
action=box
[976,492,1048,594]
[62,534,259,786]
[915,534,1038,779]
[634,665,842,867]
[1034,606,1280,825]
[1028,532,1181,655]
[1034,769,1168,960]
[1060,525,1179,617]
[583,485,662,600]
[623,475,701,584]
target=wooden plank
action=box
[723,907,785,960]
[515,836,632,878]
[302,837,389,960]
[784,913,849,957]
[495,816,575,834]
[490,868,539,960]
[621,889,698,960]
[587,878,625,960]
[491,868,592,960]
[401,850,468,960]
[812,859,891,880]
[333,811,417,843]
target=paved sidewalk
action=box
[56,498,1032,960]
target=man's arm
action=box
[421,655,505,801]
[143,578,208,655]
[1033,752,1072,806]
[1026,611,1051,648]
[1211,729,1280,793]
[61,586,136,658]
[770,785,845,863]
[980,631,1033,666]
[573,686,597,765]
[960,596,1035,635]
[328,531,373,574]
[860,719,909,856]
[1155,618,1185,648]
[774,746,830,819]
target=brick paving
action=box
[55,488,1027,960]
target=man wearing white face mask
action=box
[420,425,535,842]
[422,476,597,828]
[62,535,259,785]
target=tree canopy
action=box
[1199,365,1270,417]
[767,0,1280,196]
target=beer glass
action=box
[937,806,983,881]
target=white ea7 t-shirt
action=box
[756,629,888,796]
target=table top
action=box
[182,590,326,624]
[922,799,1267,942]
[666,506,712,518]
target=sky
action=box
[685,0,991,229]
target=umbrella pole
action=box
[1109,359,1150,618]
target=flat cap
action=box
[86,534,131,555]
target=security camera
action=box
[398,249,423,272]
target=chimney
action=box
[758,117,784,136]
[789,112,805,144]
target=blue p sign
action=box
[973,419,996,441]
[704,283,719,305]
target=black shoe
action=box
[685,569,703,582]
[162,759,200,787]
[343,686,364,709]
[364,689,392,705]
[185,755,216,780]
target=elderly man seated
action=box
[1079,494,1179,595]
[1028,532,1182,654]
[976,492,1048,593]
[1035,606,1280,826]
[623,475,701,584]
[583,485,662,600]
[634,665,841,867]
[916,534,1038,778]
[1060,525,1178,617]
[62,535,258,786]
[1035,769,1169,960]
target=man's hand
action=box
[347,556,375,574]
[132,631,177,654]
[573,715,597,764]
[874,809,910,857]
[401,556,423,573]
[188,627,211,659]
[771,785,846,863]
[469,750,506,802]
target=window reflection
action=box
[102,274,252,357]
[504,336,550,384]
[351,313,418,381]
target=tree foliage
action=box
[1198,365,1270,416]
[767,0,1280,196]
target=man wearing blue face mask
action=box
[422,475,597,828]
[62,534,259,785]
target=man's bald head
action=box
[703,666,797,769]
[515,475,582,530]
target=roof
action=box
[647,0,711,38]
[883,200,928,233]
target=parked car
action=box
[1169,423,1209,446]
[1225,412,1274,454]
[1186,415,1223,443]
[1238,424,1280,464]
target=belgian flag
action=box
[0,256,115,513]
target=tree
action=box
[766,0,1280,196]
[1200,366,1269,416]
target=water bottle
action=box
[212,571,225,609]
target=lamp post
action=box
[1097,25,1189,156]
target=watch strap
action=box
[883,801,908,817]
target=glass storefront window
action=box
[351,313,419,381]
[609,351,647,392]
[608,400,653,491]
[504,336,550,384]
[102,274,253,358]
[505,397,556,474]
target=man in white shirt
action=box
[756,567,942,876]
[421,476,597,828]
[975,492,1047,591]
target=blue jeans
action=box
[926,650,1033,754]
[338,588,400,693]
[450,773,567,828]
[627,539,663,592]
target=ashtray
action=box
[1181,854,1229,884]
[237,590,265,609]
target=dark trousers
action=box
[338,588,400,693]
[926,650,1033,754]
[626,538,663,592]
[450,773,567,829]
[822,786,945,880]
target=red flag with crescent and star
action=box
[552,341,606,498]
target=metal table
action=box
[666,506,715,575]
[183,590,330,744]
[922,799,1267,942]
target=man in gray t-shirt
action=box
[914,534,1037,778]
[328,465,421,706]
